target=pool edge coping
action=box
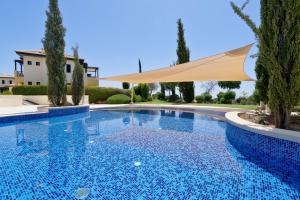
[225,111,300,143]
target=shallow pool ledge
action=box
[225,111,300,143]
[0,105,90,124]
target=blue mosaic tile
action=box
[0,109,299,199]
[0,106,89,124]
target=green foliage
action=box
[12,86,48,95]
[85,87,130,104]
[252,89,261,105]
[231,1,300,128]
[195,95,204,103]
[43,0,67,106]
[218,81,241,90]
[254,56,268,104]
[107,94,131,104]
[217,91,236,104]
[195,92,212,103]
[157,92,166,100]
[71,47,84,105]
[176,19,194,103]
[134,95,143,103]
[134,84,150,100]
[167,94,179,102]
[122,82,130,89]
[1,90,13,95]
[138,59,142,73]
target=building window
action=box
[28,82,32,85]
[36,82,40,85]
[1,80,5,84]
[67,83,71,86]
[66,64,71,73]
[36,62,40,66]
[9,80,12,84]
[27,61,32,65]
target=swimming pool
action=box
[0,109,299,199]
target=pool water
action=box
[0,109,299,199]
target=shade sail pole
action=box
[131,83,134,104]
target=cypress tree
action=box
[138,59,142,73]
[71,46,84,105]
[43,0,66,106]
[176,19,194,103]
[231,1,300,128]
[122,82,130,89]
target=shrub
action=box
[152,92,159,100]
[167,94,179,102]
[134,95,143,103]
[147,96,153,101]
[2,90,13,95]
[134,84,150,100]
[12,86,48,95]
[236,97,248,105]
[195,95,204,103]
[196,92,212,103]
[217,91,236,104]
[224,91,236,104]
[217,92,225,102]
[85,87,130,104]
[107,94,131,104]
[157,92,166,100]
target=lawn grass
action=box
[139,99,258,110]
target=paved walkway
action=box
[0,105,40,116]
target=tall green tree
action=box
[218,81,241,91]
[176,19,194,103]
[122,82,130,89]
[138,59,142,73]
[71,46,84,105]
[231,1,300,128]
[43,0,66,106]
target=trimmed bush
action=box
[107,94,131,104]
[217,91,236,104]
[196,92,212,103]
[12,86,48,95]
[85,87,130,104]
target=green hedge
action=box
[12,85,131,104]
[107,94,131,104]
[85,87,131,104]
[12,86,48,95]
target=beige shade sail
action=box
[100,44,253,83]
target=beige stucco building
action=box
[14,50,99,86]
[0,73,15,93]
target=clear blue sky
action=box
[0,0,260,97]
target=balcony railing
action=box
[15,71,24,77]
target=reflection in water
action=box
[16,123,49,156]
[159,110,194,133]
[179,112,194,132]
[134,110,159,126]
